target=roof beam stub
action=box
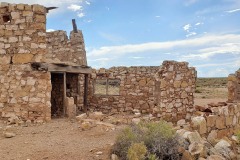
[72,19,78,33]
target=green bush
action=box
[111,121,180,160]
[127,142,147,160]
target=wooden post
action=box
[72,19,78,33]
[84,74,88,113]
[63,72,67,116]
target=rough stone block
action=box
[216,116,226,129]
[206,115,217,127]
[12,54,33,64]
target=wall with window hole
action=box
[88,61,197,122]
[0,3,51,122]
[88,66,160,114]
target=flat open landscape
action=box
[0,78,228,160]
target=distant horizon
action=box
[2,0,240,77]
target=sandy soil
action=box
[194,87,228,106]
[0,119,121,160]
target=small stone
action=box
[76,113,87,121]
[132,118,140,124]
[111,154,119,160]
[96,151,103,155]
[4,132,16,138]
[177,119,186,126]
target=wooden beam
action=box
[63,72,67,116]
[83,74,89,113]
[31,62,92,74]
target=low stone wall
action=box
[89,61,197,122]
[45,30,87,66]
[89,66,159,113]
[192,103,240,139]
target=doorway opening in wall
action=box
[51,73,64,118]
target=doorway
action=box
[51,73,64,117]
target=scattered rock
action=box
[4,132,16,138]
[231,135,238,143]
[7,115,19,125]
[76,113,87,121]
[188,142,205,156]
[177,119,186,127]
[111,154,119,160]
[191,116,207,134]
[207,155,225,160]
[213,139,234,159]
[89,112,104,121]
[207,130,218,145]
[181,150,194,160]
[187,131,204,144]
[96,151,103,155]
[132,118,140,124]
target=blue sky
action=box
[3,0,240,77]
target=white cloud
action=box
[129,56,145,59]
[195,22,203,26]
[183,24,191,31]
[46,29,55,32]
[186,32,197,37]
[67,4,83,11]
[77,12,85,18]
[226,8,240,13]
[184,0,199,6]
[155,16,161,18]
[86,1,90,5]
[88,34,240,58]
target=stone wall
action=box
[155,61,196,122]
[89,66,159,114]
[0,64,51,122]
[192,103,240,139]
[0,3,51,122]
[45,30,87,66]
[89,61,197,122]
[0,3,46,62]
[228,69,240,102]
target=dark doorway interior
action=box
[51,73,64,117]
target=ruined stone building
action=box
[228,69,240,103]
[0,2,197,123]
[89,61,197,122]
[0,3,91,122]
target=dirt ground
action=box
[0,78,229,160]
[0,119,123,160]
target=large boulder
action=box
[191,116,207,134]
[211,139,236,160]
[207,155,225,160]
[187,131,204,144]
[188,142,206,157]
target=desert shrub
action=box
[127,142,147,160]
[111,121,180,160]
[236,131,240,143]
